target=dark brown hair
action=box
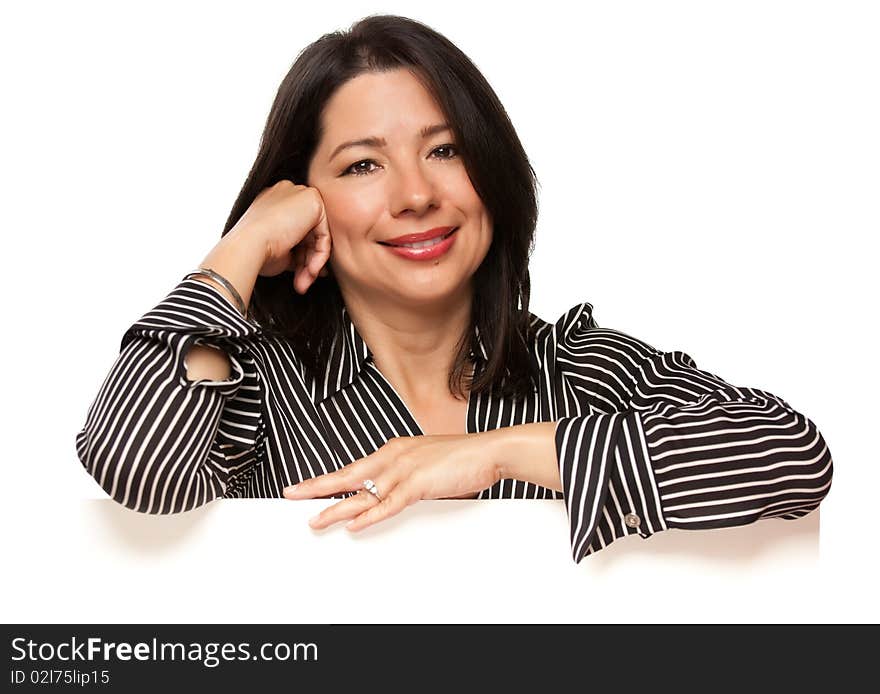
[222,14,541,400]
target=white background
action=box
[2,1,877,622]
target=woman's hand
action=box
[282,432,504,531]
[230,179,333,295]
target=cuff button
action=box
[624,513,641,528]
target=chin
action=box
[388,275,470,306]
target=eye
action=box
[342,159,379,177]
[431,144,458,159]
[341,144,460,177]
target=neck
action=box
[340,286,473,403]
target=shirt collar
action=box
[314,304,490,403]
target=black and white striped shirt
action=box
[75,277,833,563]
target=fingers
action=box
[291,243,308,294]
[292,222,332,294]
[307,490,377,529]
[346,487,413,531]
[302,471,390,528]
[308,204,333,277]
[293,268,310,295]
[292,236,318,294]
[284,439,413,530]
[283,466,362,499]
[305,481,414,532]
[305,242,331,281]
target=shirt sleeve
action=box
[553,303,834,564]
[75,277,265,513]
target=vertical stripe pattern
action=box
[76,279,833,563]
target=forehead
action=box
[318,69,445,141]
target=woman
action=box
[75,14,833,564]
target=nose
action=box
[388,158,439,217]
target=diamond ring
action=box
[362,479,381,500]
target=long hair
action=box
[222,14,541,400]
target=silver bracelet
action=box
[184,267,248,317]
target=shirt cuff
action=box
[122,277,260,343]
[555,412,667,563]
[121,277,262,393]
[182,345,247,396]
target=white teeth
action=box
[394,228,455,249]
[401,237,443,249]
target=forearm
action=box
[196,224,268,312]
[486,421,562,493]
[76,335,238,513]
[185,225,268,382]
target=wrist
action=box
[224,222,272,266]
[485,421,561,492]
[197,227,266,313]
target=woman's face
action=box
[306,68,493,309]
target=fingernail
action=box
[309,515,320,526]
[284,484,299,496]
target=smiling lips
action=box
[378,226,459,261]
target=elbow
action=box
[75,444,156,514]
[806,415,834,511]
[75,429,207,515]
[769,409,834,519]
[800,412,833,506]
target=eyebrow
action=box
[328,123,451,162]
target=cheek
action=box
[464,195,492,246]
[322,189,380,242]
[448,177,489,227]
[448,184,491,254]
